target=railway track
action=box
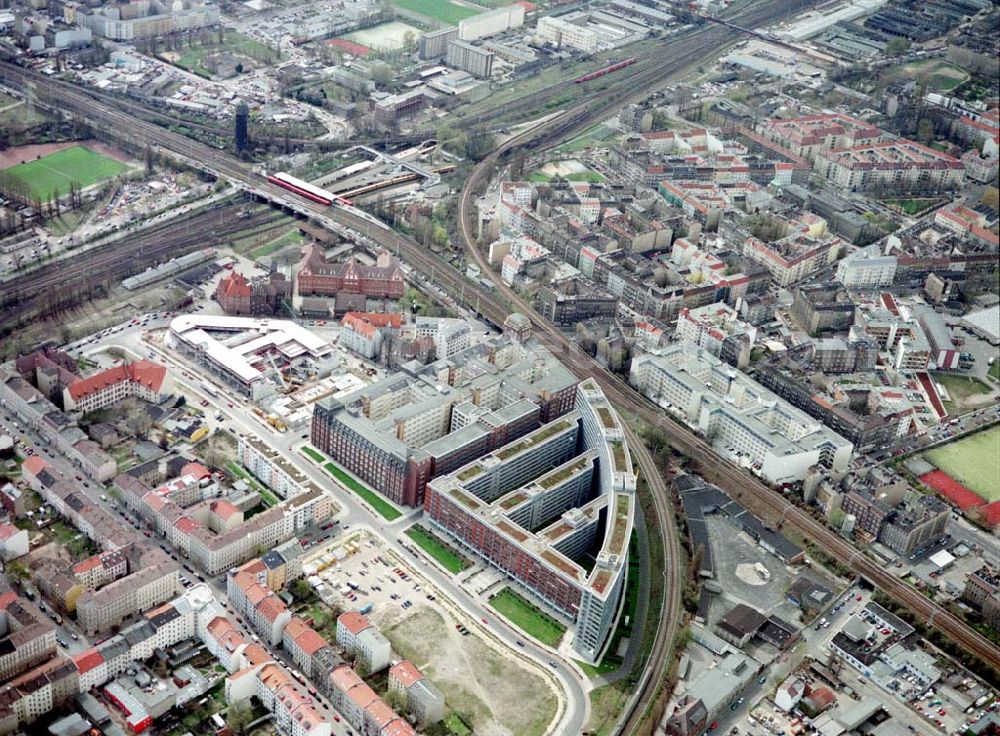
[0,206,278,331]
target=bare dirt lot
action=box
[0,142,75,170]
[384,606,557,736]
[316,532,558,736]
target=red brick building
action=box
[216,271,290,316]
[296,245,405,299]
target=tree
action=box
[290,579,312,601]
[226,701,253,736]
[4,560,28,583]
[124,402,153,438]
[885,37,910,56]
[916,118,934,145]
[384,689,407,711]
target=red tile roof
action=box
[210,499,240,520]
[180,461,211,480]
[218,272,252,300]
[389,660,423,689]
[67,360,167,402]
[0,522,22,541]
[337,611,371,635]
[173,516,200,535]
[21,455,47,477]
[294,626,327,656]
[381,719,417,736]
[330,663,363,692]
[345,681,378,710]
[256,594,288,623]
[72,555,103,575]
[365,698,396,728]
[73,648,104,675]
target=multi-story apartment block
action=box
[814,138,965,192]
[311,335,575,508]
[1,373,118,483]
[21,457,137,551]
[257,664,331,736]
[71,548,128,590]
[282,617,330,677]
[327,664,416,736]
[536,15,598,52]
[335,612,391,674]
[791,284,855,336]
[836,244,898,289]
[425,380,636,663]
[879,494,949,555]
[739,214,842,287]
[340,312,402,360]
[458,4,524,41]
[77,0,219,40]
[758,114,884,160]
[753,355,911,453]
[0,593,56,682]
[237,434,310,499]
[0,655,78,730]
[963,566,1000,629]
[75,547,182,635]
[446,39,493,78]
[117,473,332,575]
[675,303,753,369]
[630,345,853,483]
[62,360,169,413]
[388,661,445,726]
[227,560,291,647]
[297,246,405,299]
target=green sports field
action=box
[4,145,128,200]
[924,425,1000,502]
[390,0,481,24]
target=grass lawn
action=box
[924,425,1000,502]
[301,446,324,463]
[893,59,970,92]
[3,145,128,200]
[988,361,1000,381]
[567,171,606,183]
[390,0,480,23]
[488,588,566,648]
[171,31,281,77]
[441,713,472,736]
[322,461,402,521]
[932,372,992,403]
[405,525,471,574]
[528,172,551,183]
[226,461,280,506]
[251,227,305,259]
[558,124,616,153]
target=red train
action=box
[266,172,354,207]
[574,57,637,84]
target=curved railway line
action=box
[0,2,997,729]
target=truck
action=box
[201,382,218,398]
[358,602,374,615]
